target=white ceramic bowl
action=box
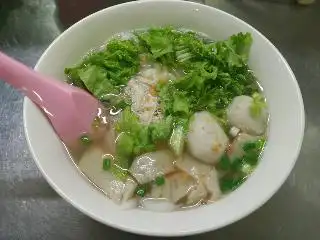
[23,0,305,236]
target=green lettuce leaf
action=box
[149,116,173,142]
[64,38,140,100]
[78,65,118,97]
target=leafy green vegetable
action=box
[115,108,153,169]
[242,142,257,152]
[66,27,258,120]
[217,154,231,171]
[65,27,263,182]
[173,92,190,116]
[240,162,255,175]
[176,47,193,63]
[132,127,156,156]
[64,67,87,89]
[64,38,140,101]
[169,125,185,156]
[250,92,267,118]
[228,32,253,62]
[100,93,130,111]
[116,133,134,161]
[149,116,173,142]
[78,65,118,97]
[137,28,174,59]
[220,175,246,193]
[115,108,175,170]
[231,138,265,172]
[115,107,141,133]
[148,28,258,126]
[213,32,252,68]
[242,138,265,165]
[220,138,265,192]
[230,157,243,172]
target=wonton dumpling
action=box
[140,198,176,212]
[149,172,200,204]
[227,95,267,135]
[167,172,196,203]
[102,127,116,155]
[186,182,207,205]
[176,153,212,179]
[78,147,135,204]
[187,111,229,165]
[176,153,220,202]
[122,178,138,202]
[129,150,175,184]
[205,168,222,201]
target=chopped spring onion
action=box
[217,154,231,171]
[242,142,257,151]
[220,176,246,193]
[155,176,165,186]
[80,134,91,145]
[102,157,111,171]
[136,185,147,197]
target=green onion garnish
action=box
[102,157,111,171]
[136,187,146,197]
[219,176,246,193]
[217,154,231,171]
[135,184,148,197]
[80,134,91,145]
[155,176,165,186]
[242,142,257,151]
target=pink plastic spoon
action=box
[0,52,100,146]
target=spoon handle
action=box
[0,51,100,145]
[0,51,68,107]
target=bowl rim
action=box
[23,0,305,236]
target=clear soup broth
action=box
[64,27,268,212]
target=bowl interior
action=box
[24,0,304,236]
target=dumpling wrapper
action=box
[176,153,221,202]
[205,168,222,201]
[187,111,229,165]
[140,198,177,212]
[186,182,207,205]
[78,146,136,204]
[227,95,268,135]
[149,171,211,205]
[176,153,212,179]
[102,127,116,155]
[167,172,197,203]
[148,172,199,204]
[129,150,175,184]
